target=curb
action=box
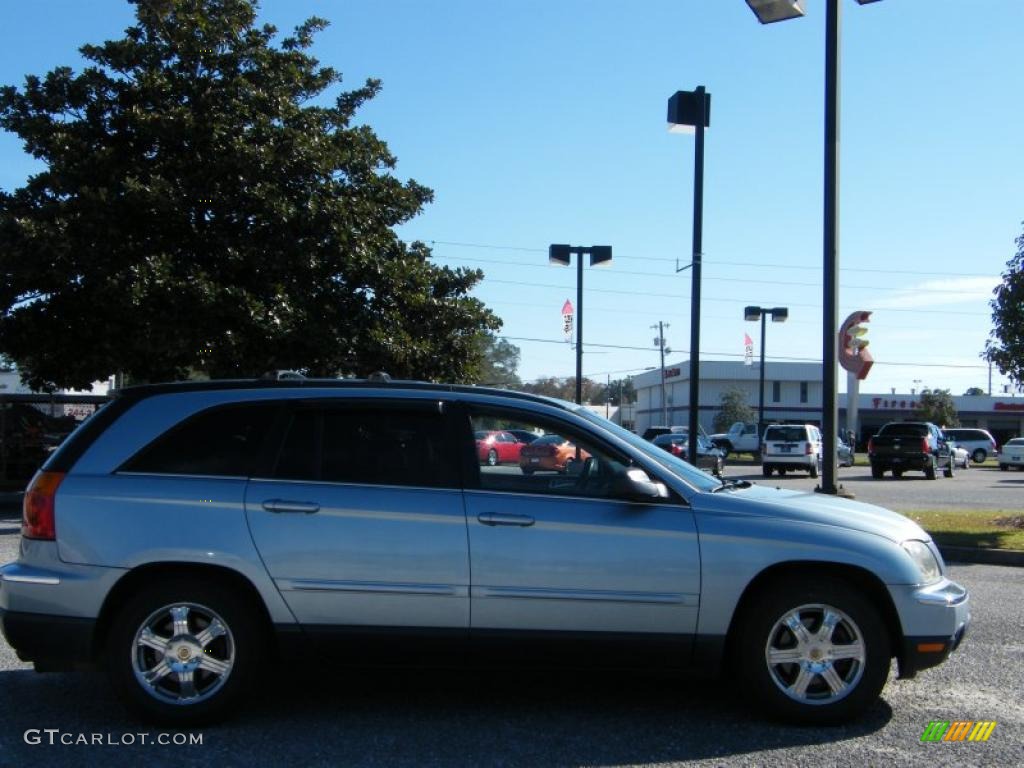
[938,545,1024,568]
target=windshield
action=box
[574,408,721,492]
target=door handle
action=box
[262,499,321,514]
[477,512,535,527]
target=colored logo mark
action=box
[920,721,996,742]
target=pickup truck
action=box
[709,422,760,457]
[867,421,955,480]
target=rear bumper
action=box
[870,454,930,470]
[0,607,95,666]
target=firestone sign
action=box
[871,398,920,410]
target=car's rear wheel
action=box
[924,460,937,480]
[736,576,890,724]
[809,462,819,479]
[972,449,987,464]
[870,463,884,479]
[944,457,955,478]
[763,466,772,477]
[521,467,535,475]
[999,464,1008,471]
[105,577,262,725]
[486,449,498,466]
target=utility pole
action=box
[652,322,670,425]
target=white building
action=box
[632,359,1024,445]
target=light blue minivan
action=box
[0,380,969,725]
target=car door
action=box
[244,399,470,633]
[459,405,700,658]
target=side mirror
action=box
[612,468,668,500]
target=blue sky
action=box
[1,1,1021,395]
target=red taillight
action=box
[805,443,813,455]
[22,471,65,540]
[921,437,930,453]
[867,438,875,453]
[671,444,684,457]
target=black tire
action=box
[924,460,937,480]
[971,449,987,464]
[944,458,954,478]
[735,575,890,725]
[893,469,903,478]
[999,464,1008,471]
[809,462,819,479]
[870,463,884,479]
[105,576,264,726]
[486,448,498,467]
[762,465,772,477]
[521,467,535,475]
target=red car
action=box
[475,430,527,466]
[519,434,589,474]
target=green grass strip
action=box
[907,509,1024,551]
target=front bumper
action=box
[891,578,970,678]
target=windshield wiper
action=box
[712,478,752,493]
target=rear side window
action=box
[272,405,454,489]
[880,424,928,437]
[121,404,278,477]
[765,426,808,442]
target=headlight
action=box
[902,540,942,584]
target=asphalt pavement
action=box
[1,501,1021,766]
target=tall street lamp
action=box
[744,305,789,439]
[667,86,711,464]
[744,0,882,494]
[549,244,613,404]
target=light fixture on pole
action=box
[744,0,882,495]
[667,85,711,466]
[549,244,613,404]
[744,305,789,440]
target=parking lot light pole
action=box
[744,0,882,494]
[744,306,789,439]
[549,245,613,404]
[667,86,711,464]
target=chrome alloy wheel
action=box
[131,602,235,706]
[764,603,866,706]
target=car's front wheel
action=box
[736,576,890,724]
[105,577,263,725]
[971,449,987,464]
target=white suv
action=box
[762,424,823,478]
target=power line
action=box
[426,239,1001,279]
[485,279,990,317]
[497,335,989,370]
[431,253,996,296]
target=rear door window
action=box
[270,403,456,489]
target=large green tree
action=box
[985,223,1024,387]
[472,333,521,389]
[0,0,498,390]
[915,388,960,428]
[713,387,755,433]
